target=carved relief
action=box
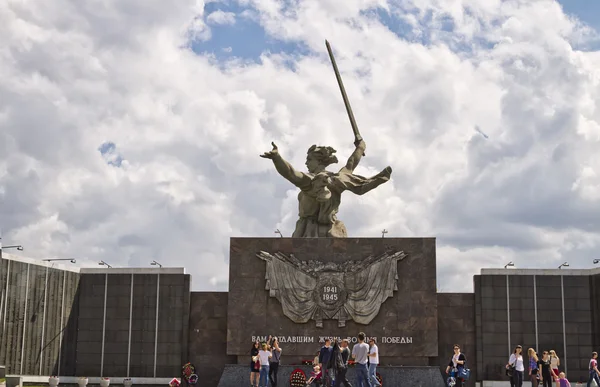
[256,249,407,327]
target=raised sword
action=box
[325,40,365,156]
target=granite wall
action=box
[0,256,80,375]
[474,273,592,383]
[437,293,477,387]
[0,255,190,378]
[75,271,191,377]
[187,292,236,387]
[591,274,600,352]
[228,237,439,363]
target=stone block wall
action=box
[187,292,236,387]
[0,256,190,378]
[75,271,191,377]
[475,273,592,383]
[437,292,477,387]
[590,274,600,351]
[0,256,80,375]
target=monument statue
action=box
[260,41,393,238]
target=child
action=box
[312,350,320,366]
[306,365,322,386]
[556,372,570,387]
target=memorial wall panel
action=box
[437,293,477,387]
[188,292,236,387]
[0,258,81,376]
[228,237,438,361]
[475,274,509,380]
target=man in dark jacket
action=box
[334,339,353,387]
[319,339,333,386]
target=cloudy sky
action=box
[1,0,600,292]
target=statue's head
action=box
[306,145,338,173]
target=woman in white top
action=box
[507,345,525,387]
[549,350,560,380]
[257,343,272,387]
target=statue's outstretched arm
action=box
[340,139,366,173]
[261,142,311,189]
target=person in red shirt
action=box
[588,352,600,387]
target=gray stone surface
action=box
[0,256,190,378]
[0,258,80,375]
[76,273,190,377]
[475,273,593,383]
[437,293,477,387]
[217,364,445,387]
[260,141,392,238]
[5,375,22,387]
[187,292,236,387]
[228,237,438,359]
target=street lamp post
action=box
[504,262,515,269]
[43,258,77,263]
[99,261,112,268]
[381,229,388,238]
[150,260,162,268]
[558,262,569,269]
[594,259,599,265]
[2,245,23,251]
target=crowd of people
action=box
[251,338,582,387]
[247,337,600,387]
[248,332,381,387]
[504,345,599,387]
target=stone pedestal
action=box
[217,364,446,387]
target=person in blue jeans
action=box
[352,332,372,387]
[257,343,272,387]
[319,339,333,386]
[367,338,381,386]
[588,352,600,387]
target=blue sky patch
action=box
[192,1,310,62]
[190,0,599,63]
[98,141,124,167]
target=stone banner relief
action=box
[255,249,407,327]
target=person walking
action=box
[587,351,600,387]
[538,351,553,387]
[352,332,372,387]
[507,345,525,387]
[528,348,539,387]
[367,338,381,387]
[336,339,353,387]
[445,344,466,387]
[269,337,282,387]
[319,339,333,387]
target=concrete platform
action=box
[217,364,446,387]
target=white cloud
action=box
[206,10,236,25]
[1,0,599,291]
